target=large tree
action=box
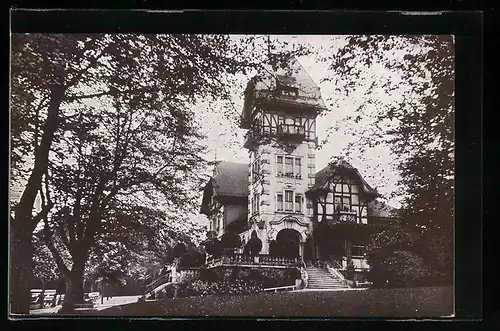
[321,35,454,284]
[9,33,262,313]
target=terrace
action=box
[206,253,300,269]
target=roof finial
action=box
[213,132,223,177]
[267,35,271,59]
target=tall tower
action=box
[239,57,327,257]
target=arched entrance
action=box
[276,229,301,258]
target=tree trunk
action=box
[60,269,85,312]
[9,222,34,315]
[10,85,65,315]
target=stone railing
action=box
[179,268,201,283]
[145,270,172,294]
[206,253,299,268]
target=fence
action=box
[206,253,299,268]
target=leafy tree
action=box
[321,35,454,285]
[10,33,270,313]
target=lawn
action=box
[89,287,453,318]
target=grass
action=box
[88,286,453,318]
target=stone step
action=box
[307,286,347,289]
[308,283,345,286]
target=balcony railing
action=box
[336,210,357,223]
[206,253,300,269]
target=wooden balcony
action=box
[206,253,300,269]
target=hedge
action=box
[158,279,264,299]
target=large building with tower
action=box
[200,57,396,278]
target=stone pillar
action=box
[261,238,269,255]
[299,242,305,259]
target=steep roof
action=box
[241,56,328,127]
[212,161,249,198]
[308,159,380,197]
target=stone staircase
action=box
[306,267,349,289]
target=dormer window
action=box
[276,75,299,97]
[279,85,298,97]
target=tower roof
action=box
[241,56,328,128]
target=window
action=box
[253,193,260,214]
[306,198,313,215]
[308,177,315,186]
[295,194,303,213]
[295,158,301,177]
[278,116,284,126]
[277,156,283,174]
[334,194,351,212]
[252,157,260,183]
[351,245,365,257]
[277,155,302,178]
[285,190,293,211]
[277,193,283,211]
[285,157,293,175]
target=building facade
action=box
[238,57,327,259]
[200,57,396,275]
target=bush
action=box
[205,239,224,257]
[269,240,278,257]
[173,243,188,258]
[161,280,264,299]
[244,231,262,256]
[178,250,206,269]
[220,231,242,250]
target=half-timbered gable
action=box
[306,160,382,226]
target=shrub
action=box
[244,231,262,256]
[173,243,188,258]
[368,250,437,288]
[220,231,242,250]
[268,240,278,256]
[204,239,224,257]
[162,280,264,299]
[178,250,206,269]
[162,283,177,298]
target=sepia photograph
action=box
[10,32,455,318]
